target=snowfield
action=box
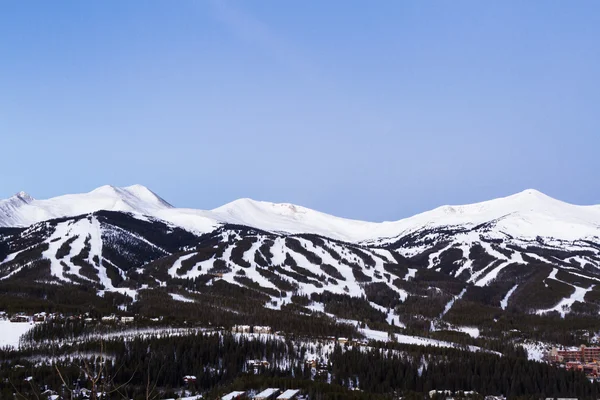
[1,186,599,244]
[0,320,34,349]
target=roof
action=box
[221,391,245,400]
[255,388,280,398]
[276,389,300,399]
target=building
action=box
[232,325,251,333]
[549,346,600,363]
[564,361,600,377]
[254,388,280,400]
[33,312,47,322]
[10,315,30,323]
[120,316,134,323]
[276,389,300,400]
[183,375,197,385]
[253,326,272,334]
[222,391,246,400]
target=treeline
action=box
[3,330,598,399]
[329,344,599,398]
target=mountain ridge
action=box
[1,185,599,243]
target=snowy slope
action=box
[0,185,172,228]
[1,186,600,244]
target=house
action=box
[120,316,134,323]
[222,391,247,400]
[33,312,47,322]
[253,326,272,334]
[10,315,30,323]
[232,325,251,333]
[276,389,300,399]
[101,315,117,322]
[337,337,348,345]
[429,390,453,398]
[183,375,197,384]
[253,388,280,400]
[247,360,270,374]
[247,360,270,367]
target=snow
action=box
[0,185,172,228]
[222,392,245,400]
[439,288,467,319]
[455,326,480,338]
[168,253,198,278]
[255,388,279,398]
[170,293,195,303]
[277,389,300,399]
[536,268,595,317]
[0,320,34,349]
[520,341,551,362]
[162,395,202,400]
[404,268,417,281]
[500,284,519,310]
[362,327,492,353]
[2,186,599,245]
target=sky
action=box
[1,1,599,222]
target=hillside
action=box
[2,186,600,399]
[0,185,599,326]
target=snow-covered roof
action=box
[276,389,300,399]
[255,388,280,398]
[221,391,245,400]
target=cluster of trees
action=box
[329,343,599,398]
[4,330,596,399]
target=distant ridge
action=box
[1,185,599,243]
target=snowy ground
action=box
[520,340,554,362]
[0,320,34,348]
[169,293,196,303]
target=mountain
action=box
[0,185,172,228]
[2,186,599,243]
[1,184,600,331]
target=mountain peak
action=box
[11,191,34,204]
[513,188,552,199]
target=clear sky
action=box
[1,1,598,221]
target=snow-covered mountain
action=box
[1,185,599,244]
[0,185,172,228]
[1,185,600,320]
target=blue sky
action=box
[1,1,598,221]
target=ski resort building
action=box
[549,346,600,363]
